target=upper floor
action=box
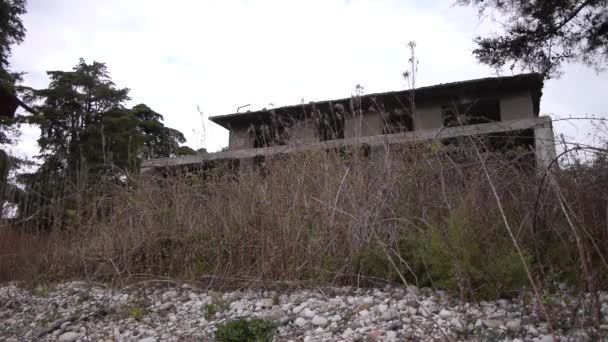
[209,73,544,151]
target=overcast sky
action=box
[8,0,608,160]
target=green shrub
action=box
[205,303,219,320]
[215,318,277,342]
[127,306,147,321]
[398,200,531,300]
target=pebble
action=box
[294,317,307,327]
[57,332,79,342]
[506,318,521,332]
[438,309,452,319]
[0,282,603,341]
[539,335,555,342]
[138,338,157,342]
[311,315,328,326]
[483,319,503,329]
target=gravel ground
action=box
[1,281,606,341]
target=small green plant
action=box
[215,318,277,342]
[205,303,219,320]
[33,285,50,298]
[127,306,147,321]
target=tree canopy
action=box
[29,59,192,175]
[16,59,194,228]
[458,0,608,78]
[0,0,27,89]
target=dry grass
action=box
[1,138,606,311]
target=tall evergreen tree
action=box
[458,0,608,78]
[19,59,191,229]
[0,0,27,89]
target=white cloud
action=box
[9,0,608,159]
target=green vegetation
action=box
[458,0,608,78]
[204,303,219,320]
[215,318,277,342]
[126,306,148,321]
[2,143,607,307]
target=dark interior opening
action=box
[382,107,413,134]
[250,120,291,148]
[316,103,346,141]
[442,98,501,127]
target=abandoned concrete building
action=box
[141,73,556,173]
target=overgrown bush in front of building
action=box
[1,140,606,315]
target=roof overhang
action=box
[209,73,544,129]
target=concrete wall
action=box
[229,125,254,150]
[345,112,384,138]
[224,90,536,150]
[143,117,555,172]
[500,92,534,121]
[413,103,443,130]
[290,119,319,143]
[534,120,557,170]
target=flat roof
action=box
[209,73,543,129]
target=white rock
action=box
[539,335,555,342]
[311,315,328,327]
[259,298,274,308]
[162,291,177,300]
[229,301,245,311]
[450,318,464,332]
[381,310,398,321]
[506,319,521,332]
[527,325,539,336]
[158,302,173,312]
[294,317,307,327]
[438,309,452,319]
[138,338,158,342]
[292,304,306,314]
[301,308,316,318]
[483,319,502,329]
[386,331,398,340]
[57,332,79,342]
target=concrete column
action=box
[229,126,255,150]
[534,120,556,170]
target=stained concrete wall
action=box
[290,119,319,143]
[229,125,254,150]
[345,112,384,138]
[534,120,557,170]
[413,103,443,130]
[144,117,555,172]
[225,90,537,149]
[500,92,534,121]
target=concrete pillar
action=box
[534,119,556,170]
[229,126,255,150]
